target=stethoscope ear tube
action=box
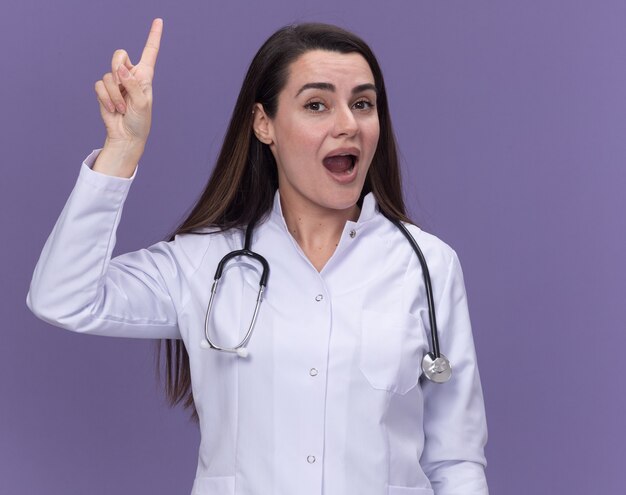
[214,249,270,285]
[201,222,270,356]
[390,219,451,383]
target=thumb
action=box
[117,64,149,107]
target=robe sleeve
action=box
[420,250,489,494]
[26,149,181,339]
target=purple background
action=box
[2,1,624,493]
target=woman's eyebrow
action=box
[295,82,334,96]
[295,82,377,97]
[352,83,377,95]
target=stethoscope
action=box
[199,219,452,384]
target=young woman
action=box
[27,18,488,495]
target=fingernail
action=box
[118,64,130,79]
[107,102,116,113]
[116,103,126,114]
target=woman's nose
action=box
[332,106,359,137]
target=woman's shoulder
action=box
[171,226,241,249]
[147,226,241,274]
[404,223,456,254]
[399,222,461,275]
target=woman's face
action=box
[257,49,380,217]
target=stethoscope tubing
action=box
[202,222,269,356]
[390,219,441,359]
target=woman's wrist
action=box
[92,138,146,178]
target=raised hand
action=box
[92,18,163,177]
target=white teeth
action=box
[331,152,358,158]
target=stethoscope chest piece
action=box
[422,352,452,383]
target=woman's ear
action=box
[252,103,274,145]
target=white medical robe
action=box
[27,149,489,494]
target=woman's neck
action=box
[280,193,360,272]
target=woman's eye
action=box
[305,101,327,112]
[353,99,375,111]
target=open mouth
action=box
[322,154,357,175]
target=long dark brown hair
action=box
[156,23,411,420]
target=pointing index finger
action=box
[140,18,163,69]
